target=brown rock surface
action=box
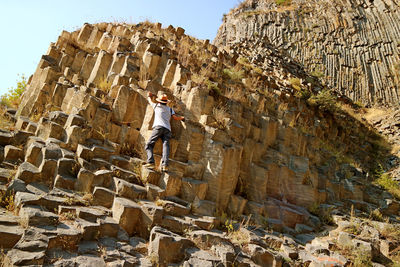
[0,18,397,266]
[215,0,400,106]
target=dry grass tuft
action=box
[59,211,77,222]
[212,106,229,130]
[98,75,112,92]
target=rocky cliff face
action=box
[215,0,400,106]
[0,20,396,266]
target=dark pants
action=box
[145,126,172,166]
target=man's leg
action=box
[144,127,162,165]
[161,128,172,167]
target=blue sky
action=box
[0,0,239,95]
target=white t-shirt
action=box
[150,102,175,131]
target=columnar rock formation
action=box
[214,0,400,106]
[0,20,396,265]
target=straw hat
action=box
[156,94,169,104]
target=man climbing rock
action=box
[144,92,185,171]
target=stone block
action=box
[42,143,63,160]
[159,215,194,235]
[188,230,229,249]
[25,142,44,167]
[26,122,38,133]
[143,51,160,78]
[47,223,82,251]
[159,172,182,197]
[74,218,100,241]
[161,59,177,88]
[148,226,193,265]
[201,141,242,210]
[36,120,66,142]
[77,23,94,44]
[141,166,161,185]
[180,178,208,202]
[111,165,141,185]
[80,54,97,80]
[247,244,275,266]
[38,159,58,185]
[71,51,87,73]
[146,184,165,201]
[7,178,27,194]
[48,111,69,126]
[75,168,94,193]
[15,116,30,131]
[52,83,68,107]
[138,201,164,238]
[6,250,45,266]
[281,206,306,228]
[66,125,89,151]
[112,197,141,235]
[227,195,247,216]
[91,144,114,160]
[92,107,111,134]
[54,174,76,190]
[114,178,147,200]
[76,207,107,223]
[19,205,59,226]
[93,187,115,208]
[15,162,41,184]
[65,114,86,128]
[175,27,185,38]
[0,225,23,249]
[4,145,23,163]
[87,50,113,85]
[98,32,113,51]
[0,131,13,146]
[192,199,216,216]
[112,85,131,122]
[76,144,92,160]
[98,216,119,238]
[93,169,113,188]
[159,199,190,217]
[57,158,79,177]
[109,155,130,170]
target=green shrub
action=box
[376,172,400,200]
[276,0,292,6]
[310,70,324,78]
[307,89,337,112]
[223,68,244,81]
[289,78,301,91]
[206,80,221,96]
[1,74,27,108]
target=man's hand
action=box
[147,92,153,98]
[172,114,185,121]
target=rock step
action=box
[0,168,14,184]
[114,177,147,200]
[6,228,49,266]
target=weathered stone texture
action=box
[214,0,400,106]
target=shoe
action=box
[144,163,155,169]
[161,166,168,172]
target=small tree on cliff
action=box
[0,74,27,108]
